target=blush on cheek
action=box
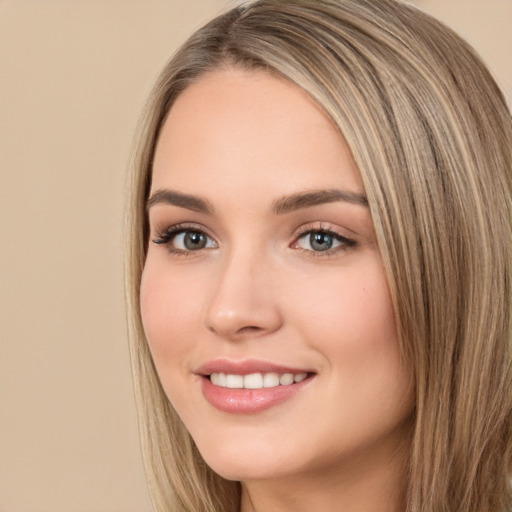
[140,272,174,356]
[140,271,202,370]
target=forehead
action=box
[151,68,363,198]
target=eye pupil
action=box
[184,232,207,250]
[310,232,333,251]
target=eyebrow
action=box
[146,187,368,215]
[146,189,214,214]
[272,189,368,214]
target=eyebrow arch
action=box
[272,189,368,214]
[146,189,214,214]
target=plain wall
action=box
[0,1,510,511]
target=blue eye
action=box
[296,229,355,253]
[153,226,217,252]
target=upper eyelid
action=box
[153,222,212,236]
[294,229,355,245]
[152,223,216,245]
[151,221,356,246]
[294,222,355,239]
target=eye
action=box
[173,231,215,251]
[294,228,356,253]
[153,224,217,253]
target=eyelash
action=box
[152,222,357,257]
[293,224,357,257]
[152,223,215,256]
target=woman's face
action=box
[141,69,413,484]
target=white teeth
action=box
[226,374,244,389]
[211,372,226,386]
[263,372,280,387]
[244,373,263,389]
[279,373,294,385]
[209,371,309,389]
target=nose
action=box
[203,246,283,340]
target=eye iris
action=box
[184,232,207,250]
[310,232,333,251]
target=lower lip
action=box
[200,375,313,414]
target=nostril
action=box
[239,326,263,333]
[204,290,283,339]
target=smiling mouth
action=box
[209,372,310,389]
[200,366,315,413]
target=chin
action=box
[196,438,293,482]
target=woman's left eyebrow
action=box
[272,189,368,214]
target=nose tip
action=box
[203,257,282,340]
[206,309,270,339]
[205,297,282,340]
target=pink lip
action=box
[196,358,313,376]
[196,359,315,414]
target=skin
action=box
[140,68,414,512]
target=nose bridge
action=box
[204,239,281,339]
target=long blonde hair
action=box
[125,1,512,510]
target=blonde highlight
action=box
[126,1,512,510]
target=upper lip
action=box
[196,358,314,376]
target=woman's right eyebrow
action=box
[146,189,214,214]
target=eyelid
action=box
[152,222,218,253]
[291,223,357,255]
[151,221,356,257]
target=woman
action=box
[126,0,512,511]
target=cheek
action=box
[139,260,199,365]
[286,259,406,402]
[288,259,397,350]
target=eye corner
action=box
[292,224,357,256]
[151,222,218,255]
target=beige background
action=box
[0,1,510,511]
